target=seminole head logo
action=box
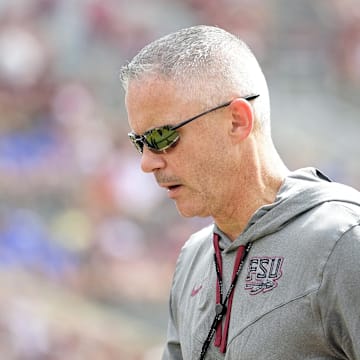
[245,256,284,295]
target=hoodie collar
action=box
[214,167,360,253]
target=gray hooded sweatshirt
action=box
[162,168,360,360]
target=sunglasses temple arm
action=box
[171,101,232,131]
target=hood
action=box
[220,167,360,252]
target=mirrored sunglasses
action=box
[128,94,259,154]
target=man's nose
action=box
[140,147,166,173]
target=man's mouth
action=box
[165,184,183,198]
[167,184,181,191]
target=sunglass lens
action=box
[146,127,179,151]
[134,139,144,153]
[128,133,144,154]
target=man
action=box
[120,25,360,360]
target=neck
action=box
[214,140,289,241]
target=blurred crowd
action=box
[0,0,359,358]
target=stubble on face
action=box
[169,139,235,219]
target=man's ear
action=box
[228,98,254,141]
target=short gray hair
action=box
[120,25,270,130]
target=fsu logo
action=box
[245,256,284,295]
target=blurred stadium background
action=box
[0,0,359,358]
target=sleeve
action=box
[317,224,360,359]
[161,286,183,360]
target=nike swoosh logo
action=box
[191,285,203,297]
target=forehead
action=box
[126,75,178,110]
[125,75,190,133]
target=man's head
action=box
[120,25,270,134]
[120,25,277,221]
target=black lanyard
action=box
[198,235,252,360]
